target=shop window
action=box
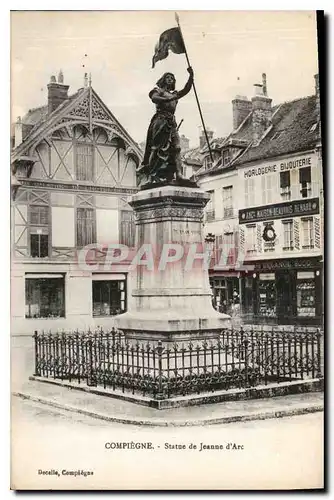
[282,220,294,250]
[302,218,314,249]
[76,207,96,247]
[244,277,253,315]
[299,166,311,198]
[75,144,94,181]
[246,225,256,254]
[120,211,135,247]
[297,277,316,317]
[92,279,126,317]
[25,276,65,318]
[280,171,291,200]
[258,275,276,317]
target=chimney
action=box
[180,134,190,151]
[200,129,213,149]
[251,82,272,145]
[47,72,69,114]
[58,69,64,84]
[14,116,23,148]
[84,72,88,88]
[262,73,267,96]
[232,95,252,130]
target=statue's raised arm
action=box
[138,68,198,188]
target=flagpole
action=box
[175,12,214,163]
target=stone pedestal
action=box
[114,184,231,341]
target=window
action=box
[302,218,314,249]
[280,171,291,200]
[282,220,294,250]
[31,234,49,258]
[92,279,126,316]
[204,157,212,170]
[77,208,96,247]
[299,166,311,198]
[120,211,135,247]
[222,149,231,166]
[246,225,256,254]
[297,273,316,317]
[245,178,255,207]
[223,185,233,218]
[76,144,94,181]
[29,205,49,258]
[30,205,48,225]
[261,174,275,204]
[224,232,235,265]
[205,190,215,221]
[25,276,65,318]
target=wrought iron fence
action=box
[33,327,323,400]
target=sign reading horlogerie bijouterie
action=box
[239,198,319,224]
[243,156,314,178]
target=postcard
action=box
[10,10,324,490]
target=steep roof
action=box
[11,87,142,161]
[182,146,202,166]
[232,95,319,167]
[198,94,319,178]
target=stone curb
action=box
[12,391,324,427]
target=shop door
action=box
[276,271,296,321]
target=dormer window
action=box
[222,149,231,166]
[204,157,213,170]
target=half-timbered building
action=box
[11,72,142,334]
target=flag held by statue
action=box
[152,27,185,68]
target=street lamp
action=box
[204,232,216,270]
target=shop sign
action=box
[239,198,319,224]
[253,258,320,272]
[19,179,138,195]
[243,155,313,178]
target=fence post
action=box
[155,341,165,400]
[33,330,40,376]
[243,337,250,388]
[316,328,323,378]
[86,336,97,387]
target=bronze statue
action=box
[138,67,197,187]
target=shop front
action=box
[209,272,241,317]
[240,257,323,325]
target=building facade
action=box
[196,73,323,325]
[11,72,142,335]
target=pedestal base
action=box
[113,309,231,342]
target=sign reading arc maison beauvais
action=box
[239,197,320,224]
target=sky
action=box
[11,10,319,148]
